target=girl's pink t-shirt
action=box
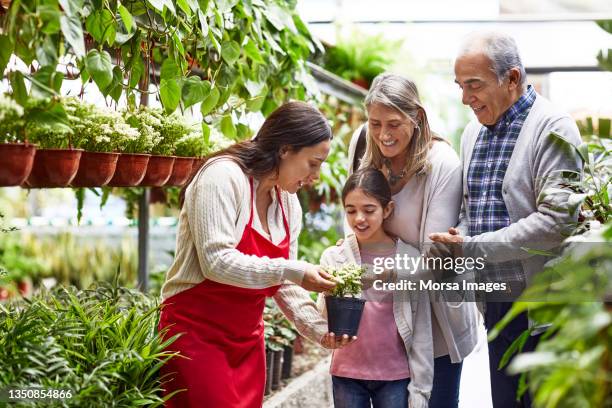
[330,246,410,380]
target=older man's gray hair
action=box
[458,32,527,91]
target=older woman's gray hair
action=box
[458,32,527,90]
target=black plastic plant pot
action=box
[281,344,294,379]
[265,349,274,395]
[325,296,366,337]
[271,349,283,390]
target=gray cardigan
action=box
[457,92,583,285]
[318,235,433,408]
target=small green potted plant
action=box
[124,108,189,187]
[167,131,209,186]
[24,98,84,188]
[106,108,157,187]
[323,263,366,336]
[67,99,127,187]
[0,94,35,186]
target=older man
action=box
[430,32,582,407]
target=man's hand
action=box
[429,227,464,244]
[320,332,357,349]
[301,266,338,292]
[426,227,465,261]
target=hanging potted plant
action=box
[124,108,180,187]
[0,94,36,186]
[106,110,155,187]
[166,131,208,186]
[323,263,366,336]
[23,99,83,188]
[68,99,124,187]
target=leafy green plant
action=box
[2,0,321,140]
[323,30,401,88]
[65,98,140,153]
[0,94,25,143]
[174,132,210,158]
[23,98,74,149]
[263,299,298,352]
[124,107,192,155]
[489,124,612,407]
[0,281,181,406]
[322,263,365,298]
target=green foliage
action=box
[489,225,612,407]
[322,263,365,298]
[596,20,612,71]
[64,98,140,153]
[323,29,401,87]
[0,282,180,407]
[0,233,139,289]
[174,132,210,157]
[2,0,321,142]
[0,94,25,143]
[124,108,192,155]
[489,124,612,407]
[263,298,298,352]
[23,98,74,149]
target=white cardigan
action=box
[318,235,434,408]
[161,158,328,343]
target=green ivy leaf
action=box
[0,35,13,74]
[85,49,114,90]
[160,58,181,81]
[60,14,86,57]
[244,38,264,63]
[220,114,237,139]
[202,122,210,145]
[29,66,63,99]
[9,72,28,106]
[103,66,124,103]
[118,5,134,32]
[160,79,181,113]
[35,36,58,67]
[181,76,210,108]
[221,41,241,65]
[200,85,220,116]
[129,56,144,89]
[38,5,62,35]
[86,10,115,44]
[264,3,297,34]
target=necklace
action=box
[383,159,407,186]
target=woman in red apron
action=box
[158,102,348,407]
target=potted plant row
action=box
[323,263,366,337]
[263,300,299,394]
[0,96,208,188]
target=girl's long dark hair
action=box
[180,101,332,206]
[342,168,392,208]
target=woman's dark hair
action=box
[342,168,392,208]
[180,101,332,206]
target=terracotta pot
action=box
[190,158,206,178]
[0,143,36,186]
[24,148,83,188]
[71,151,120,187]
[139,155,175,187]
[107,153,150,187]
[165,157,194,187]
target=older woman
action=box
[159,102,351,407]
[348,73,479,408]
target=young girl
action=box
[319,168,434,408]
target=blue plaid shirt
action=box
[466,85,536,286]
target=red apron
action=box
[159,177,289,407]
